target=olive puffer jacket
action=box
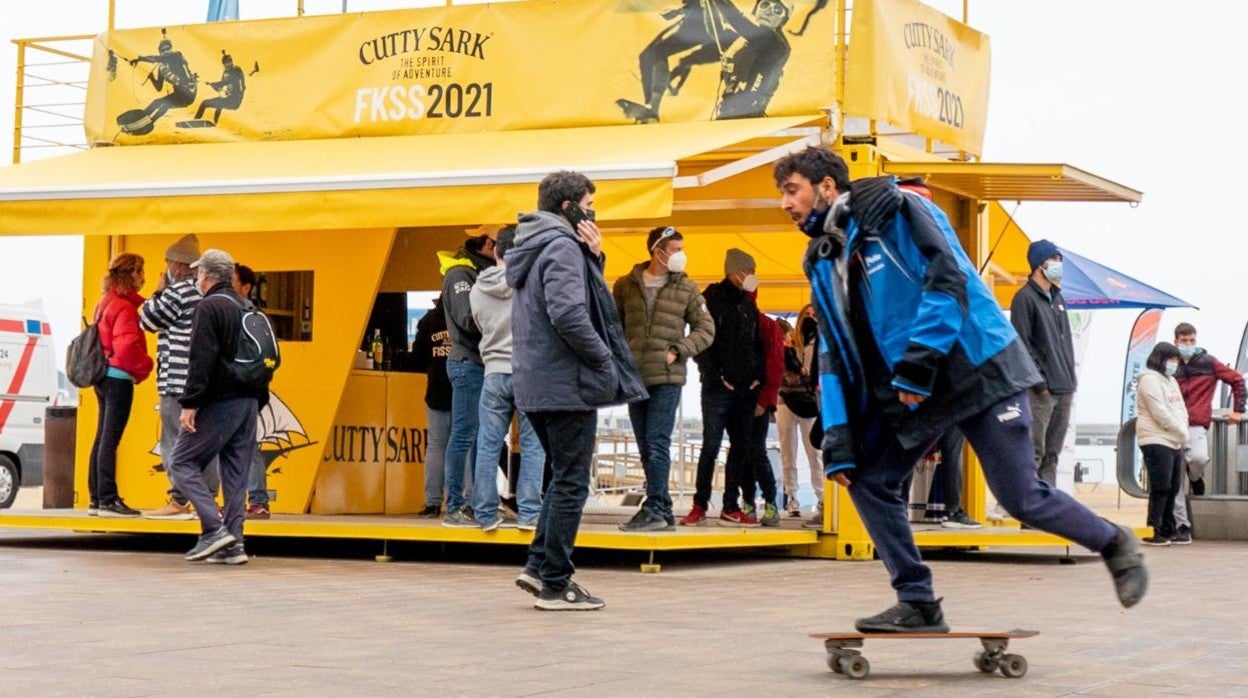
[613,263,715,388]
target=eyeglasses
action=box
[757,0,787,18]
[650,227,677,252]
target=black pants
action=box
[169,398,258,540]
[525,410,596,593]
[693,382,758,511]
[739,412,779,508]
[937,427,966,513]
[1141,443,1183,538]
[88,377,134,504]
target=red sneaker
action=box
[679,505,708,526]
[245,504,271,520]
[717,509,761,528]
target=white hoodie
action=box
[1136,368,1189,449]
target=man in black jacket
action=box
[682,248,765,527]
[170,249,269,565]
[1009,239,1077,487]
[411,296,454,518]
[438,232,496,526]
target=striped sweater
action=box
[139,276,202,396]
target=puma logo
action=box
[996,403,1022,423]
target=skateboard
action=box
[812,629,1038,680]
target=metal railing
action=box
[1206,414,1248,496]
[11,35,95,164]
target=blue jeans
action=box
[627,383,682,520]
[693,381,757,511]
[444,359,484,512]
[246,444,267,506]
[423,408,451,509]
[472,373,544,525]
[849,392,1119,603]
[526,410,596,593]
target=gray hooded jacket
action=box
[470,265,515,375]
[505,211,647,412]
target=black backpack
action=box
[65,307,109,389]
[224,295,280,389]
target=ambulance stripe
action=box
[0,336,39,432]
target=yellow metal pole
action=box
[835,0,847,147]
[12,41,25,164]
[298,0,305,16]
[963,0,969,24]
[108,0,116,30]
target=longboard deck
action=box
[814,629,1038,641]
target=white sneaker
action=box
[985,504,1011,522]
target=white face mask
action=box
[664,250,688,273]
[741,274,760,293]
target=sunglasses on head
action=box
[650,227,677,252]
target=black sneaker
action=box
[441,506,478,528]
[417,505,441,519]
[1142,535,1170,546]
[98,499,141,518]
[205,543,249,565]
[941,509,983,529]
[855,599,949,633]
[535,581,606,611]
[87,501,99,516]
[515,567,542,597]
[1101,522,1148,608]
[185,527,237,561]
[618,508,674,532]
[1170,526,1192,545]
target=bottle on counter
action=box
[371,328,385,370]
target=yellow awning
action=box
[881,161,1143,203]
[0,116,820,236]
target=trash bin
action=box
[43,406,76,509]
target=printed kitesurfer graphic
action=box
[149,390,315,484]
[617,0,799,123]
[112,28,260,136]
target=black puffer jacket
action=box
[695,279,761,389]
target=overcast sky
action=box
[0,0,1242,424]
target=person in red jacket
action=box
[738,304,786,526]
[1171,322,1246,543]
[89,252,154,517]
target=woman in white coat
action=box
[1135,342,1189,545]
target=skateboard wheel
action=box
[974,650,998,674]
[839,655,870,679]
[827,654,843,673]
[999,653,1027,678]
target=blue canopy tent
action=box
[1057,247,1195,310]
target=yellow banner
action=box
[84,0,836,146]
[843,0,991,155]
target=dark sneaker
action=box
[941,509,983,529]
[515,567,542,597]
[619,508,674,532]
[679,504,708,526]
[535,581,605,611]
[205,543,249,565]
[760,503,780,527]
[1101,522,1148,608]
[855,599,950,633]
[245,503,270,520]
[499,500,520,522]
[1170,526,1192,545]
[441,507,478,528]
[742,503,756,518]
[417,505,441,519]
[718,509,761,527]
[87,501,98,517]
[1142,535,1170,546]
[185,527,237,561]
[98,499,141,518]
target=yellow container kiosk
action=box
[0,0,1141,563]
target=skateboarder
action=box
[774,145,1148,632]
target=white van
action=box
[0,302,59,508]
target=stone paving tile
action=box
[0,529,1244,697]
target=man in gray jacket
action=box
[613,226,715,531]
[508,171,646,611]
[461,226,545,531]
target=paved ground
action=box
[2,499,1244,697]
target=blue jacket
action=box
[506,211,647,412]
[807,177,1042,470]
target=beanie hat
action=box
[724,248,756,276]
[1027,239,1060,272]
[165,234,201,264]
